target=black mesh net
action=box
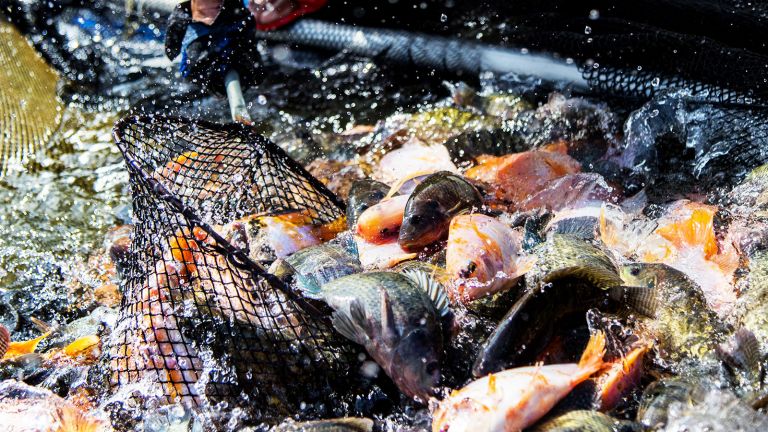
[106,115,354,423]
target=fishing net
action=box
[0,18,62,175]
[106,114,355,424]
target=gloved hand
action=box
[165,1,263,95]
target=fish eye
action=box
[410,214,423,225]
[425,361,439,375]
[630,266,641,276]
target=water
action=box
[0,109,129,337]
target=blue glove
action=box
[165,1,262,95]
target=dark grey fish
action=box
[272,242,362,296]
[526,234,623,290]
[319,271,449,401]
[346,180,390,229]
[398,171,482,252]
[474,234,623,377]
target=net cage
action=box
[106,114,356,422]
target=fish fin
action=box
[718,328,763,380]
[578,331,606,374]
[4,331,51,359]
[549,217,598,240]
[656,207,717,258]
[332,309,367,345]
[380,290,399,345]
[610,285,658,318]
[401,269,451,318]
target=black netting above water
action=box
[106,115,353,422]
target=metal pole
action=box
[225,69,252,124]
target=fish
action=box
[443,128,530,167]
[464,149,581,206]
[374,139,459,186]
[473,235,622,376]
[637,378,768,430]
[525,234,623,290]
[346,180,390,229]
[648,202,739,316]
[530,410,643,432]
[355,194,410,244]
[445,214,533,303]
[319,271,449,401]
[220,210,345,262]
[0,380,108,432]
[617,263,729,362]
[354,235,418,269]
[272,242,362,294]
[518,173,619,213]
[3,331,51,360]
[399,172,483,252]
[432,331,606,432]
[272,417,374,432]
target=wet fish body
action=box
[618,263,728,362]
[278,242,363,295]
[532,410,642,432]
[320,271,448,400]
[346,180,390,229]
[399,171,483,252]
[445,214,531,303]
[433,332,606,432]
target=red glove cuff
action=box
[252,0,327,31]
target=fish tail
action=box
[656,208,717,258]
[578,331,606,374]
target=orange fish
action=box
[355,194,410,244]
[465,149,581,205]
[432,332,606,432]
[445,214,533,303]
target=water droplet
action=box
[651,77,661,87]
[589,9,600,20]
[584,26,593,35]
[440,13,448,23]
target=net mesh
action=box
[106,115,353,421]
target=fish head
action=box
[620,263,657,289]
[399,199,446,252]
[388,327,441,401]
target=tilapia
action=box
[531,410,642,432]
[445,214,533,303]
[0,380,107,432]
[474,234,622,376]
[399,172,483,252]
[346,180,390,229]
[617,263,729,363]
[464,149,580,207]
[525,234,623,290]
[355,194,410,244]
[271,242,362,295]
[318,271,450,401]
[433,332,606,432]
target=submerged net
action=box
[107,115,353,423]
